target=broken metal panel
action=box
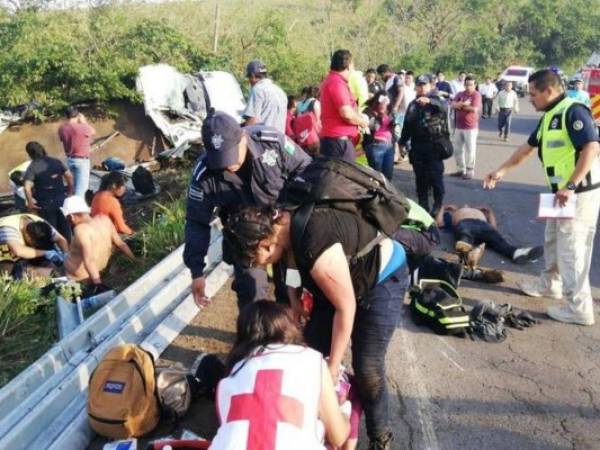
[136,64,245,157]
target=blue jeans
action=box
[304,264,409,441]
[365,142,394,180]
[498,108,513,137]
[67,157,90,198]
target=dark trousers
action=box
[454,219,516,259]
[232,262,288,311]
[39,207,71,242]
[482,97,493,117]
[411,158,445,213]
[320,137,356,162]
[304,264,409,441]
[498,108,513,137]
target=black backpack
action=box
[284,157,410,264]
[132,166,155,195]
[409,279,470,335]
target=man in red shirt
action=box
[319,49,369,161]
[451,76,482,179]
[58,106,96,197]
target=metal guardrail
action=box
[0,225,230,450]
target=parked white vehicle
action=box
[499,66,535,97]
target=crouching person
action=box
[224,206,410,450]
[210,301,350,450]
[61,196,134,291]
[0,213,68,278]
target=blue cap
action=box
[246,59,267,77]
[201,112,243,170]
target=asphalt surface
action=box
[386,101,600,450]
[159,101,600,450]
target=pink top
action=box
[454,91,482,130]
[319,71,359,139]
[373,114,393,143]
[58,122,94,158]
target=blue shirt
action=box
[566,89,591,106]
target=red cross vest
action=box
[211,344,325,450]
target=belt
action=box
[68,155,89,159]
[499,107,512,111]
[323,136,349,141]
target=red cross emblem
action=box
[227,369,304,450]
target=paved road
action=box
[157,101,600,450]
[386,101,600,450]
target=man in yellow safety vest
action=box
[484,69,600,326]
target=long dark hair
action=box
[227,300,304,372]
[223,206,280,268]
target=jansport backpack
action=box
[285,156,410,242]
[409,279,470,335]
[88,344,160,438]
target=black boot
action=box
[368,431,394,450]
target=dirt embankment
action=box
[0,102,160,192]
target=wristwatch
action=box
[566,181,577,191]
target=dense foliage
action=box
[0,0,598,114]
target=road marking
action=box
[438,349,465,372]
[436,335,459,354]
[398,314,441,450]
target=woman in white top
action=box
[210,301,349,450]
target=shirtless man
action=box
[61,196,134,285]
[436,204,544,264]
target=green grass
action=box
[0,186,188,388]
[0,275,57,386]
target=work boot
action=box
[547,305,594,326]
[455,240,473,253]
[466,243,486,267]
[368,431,393,450]
[512,246,544,264]
[517,279,561,300]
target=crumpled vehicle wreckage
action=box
[136,64,246,158]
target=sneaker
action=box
[512,246,544,264]
[450,171,465,177]
[455,240,473,253]
[368,431,393,450]
[517,280,561,299]
[503,136,509,142]
[463,171,474,180]
[547,305,594,326]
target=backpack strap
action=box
[350,232,386,265]
[291,203,314,269]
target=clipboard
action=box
[537,193,576,219]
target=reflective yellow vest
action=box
[537,96,600,192]
[0,214,43,262]
[402,199,435,231]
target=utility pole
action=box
[212,0,220,54]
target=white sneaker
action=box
[517,280,562,299]
[512,246,544,264]
[547,305,594,326]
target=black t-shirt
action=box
[24,157,67,207]
[294,208,380,305]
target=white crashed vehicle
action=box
[136,64,246,157]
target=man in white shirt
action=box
[493,81,520,141]
[449,71,466,98]
[479,78,498,119]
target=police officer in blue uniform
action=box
[184,111,311,309]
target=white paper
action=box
[538,193,576,219]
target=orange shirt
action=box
[91,191,133,235]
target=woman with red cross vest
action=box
[222,205,410,450]
[210,301,350,450]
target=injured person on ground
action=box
[436,204,544,265]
